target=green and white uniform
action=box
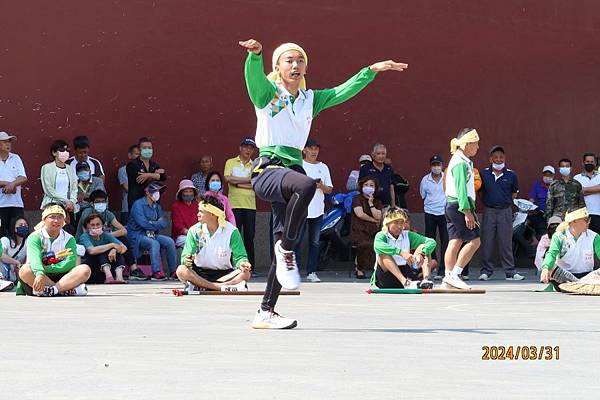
[542,229,600,274]
[181,221,248,270]
[445,150,476,213]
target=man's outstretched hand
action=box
[370,60,408,72]
[239,39,262,55]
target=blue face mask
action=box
[140,148,153,159]
[77,171,90,181]
[15,226,29,237]
[559,167,571,177]
[209,181,222,192]
[94,202,107,213]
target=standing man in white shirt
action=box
[298,138,333,282]
[0,131,27,237]
[419,155,448,279]
[574,152,600,234]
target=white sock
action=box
[445,269,452,278]
[451,266,464,278]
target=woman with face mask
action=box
[0,216,30,283]
[171,180,200,249]
[350,177,383,278]
[40,140,78,217]
[203,171,236,225]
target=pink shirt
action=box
[204,190,237,226]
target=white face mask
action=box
[57,151,70,163]
[542,176,554,185]
[151,192,160,202]
[362,186,375,196]
[492,163,505,170]
[431,166,442,175]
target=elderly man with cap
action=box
[17,203,91,296]
[239,37,407,329]
[127,182,177,281]
[224,137,257,274]
[478,145,523,281]
[442,128,481,290]
[540,207,600,294]
[372,207,436,289]
[420,155,448,279]
[0,131,27,238]
[529,165,555,236]
[176,195,251,292]
[347,154,372,192]
[171,179,200,249]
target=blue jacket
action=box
[127,197,168,259]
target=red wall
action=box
[1,1,599,210]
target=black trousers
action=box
[424,213,448,275]
[233,208,256,269]
[0,207,24,237]
[86,251,126,284]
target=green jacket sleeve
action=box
[594,235,600,259]
[542,233,562,270]
[180,228,199,264]
[244,52,276,109]
[230,228,249,269]
[312,67,377,117]
[46,237,77,275]
[373,231,401,256]
[27,234,46,277]
[451,163,473,212]
[407,231,436,256]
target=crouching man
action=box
[540,207,600,294]
[372,207,437,289]
[176,195,251,292]
[17,203,91,296]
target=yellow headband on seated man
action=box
[199,202,226,227]
[450,129,480,154]
[266,42,308,90]
[382,209,408,231]
[556,207,589,232]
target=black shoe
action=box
[355,270,368,280]
[129,268,150,281]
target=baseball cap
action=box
[145,182,166,193]
[547,216,562,227]
[305,138,320,148]
[240,137,256,147]
[430,155,443,165]
[0,131,16,141]
[489,145,505,154]
[359,154,372,163]
[542,165,555,174]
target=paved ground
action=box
[2,271,600,399]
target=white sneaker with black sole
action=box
[61,283,88,296]
[442,275,471,290]
[419,279,434,289]
[251,309,297,329]
[0,279,14,292]
[221,280,248,292]
[506,273,525,281]
[479,273,490,281]
[306,272,321,283]
[274,240,300,289]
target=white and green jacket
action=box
[445,150,476,213]
[542,229,600,274]
[244,52,377,167]
[181,221,248,270]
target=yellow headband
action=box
[450,129,480,154]
[556,207,589,232]
[382,210,407,231]
[267,42,308,90]
[199,202,226,227]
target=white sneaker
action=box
[221,280,248,292]
[0,279,14,292]
[251,309,297,329]
[185,281,201,295]
[442,275,471,290]
[418,279,434,289]
[404,280,420,289]
[274,240,300,289]
[306,272,321,283]
[61,283,88,296]
[506,273,525,281]
[479,273,490,281]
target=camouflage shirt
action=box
[545,177,585,220]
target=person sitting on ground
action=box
[540,207,600,293]
[1,216,30,283]
[171,179,199,249]
[75,190,145,280]
[127,182,177,281]
[176,195,251,292]
[203,171,236,225]
[372,207,436,289]
[534,216,561,273]
[75,161,105,214]
[350,176,383,279]
[79,213,127,284]
[17,203,91,296]
[401,209,439,273]
[346,154,372,192]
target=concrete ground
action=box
[2,271,600,400]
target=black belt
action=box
[485,205,511,210]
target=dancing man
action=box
[240,38,407,329]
